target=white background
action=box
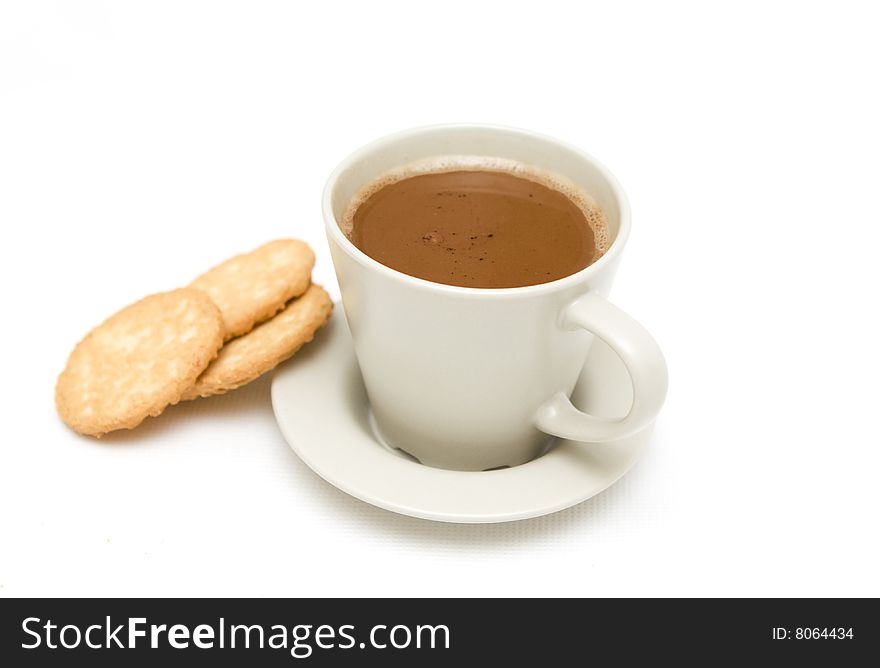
[2,1,878,597]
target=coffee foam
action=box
[341,156,610,260]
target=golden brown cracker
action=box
[189,239,315,340]
[183,284,333,399]
[56,289,224,437]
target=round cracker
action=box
[189,239,315,340]
[56,289,224,437]
[183,284,333,399]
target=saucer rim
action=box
[270,306,652,524]
[274,408,648,523]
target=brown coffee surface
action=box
[348,169,603,288]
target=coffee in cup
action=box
[342,158,609,289]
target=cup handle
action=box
[534,292,668,442]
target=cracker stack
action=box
[55,240,333,437]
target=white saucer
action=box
[271,306,654,523]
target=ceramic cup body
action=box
[323,125,665,471]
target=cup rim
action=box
[321,123,631,298]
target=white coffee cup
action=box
[323,124,668,471]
